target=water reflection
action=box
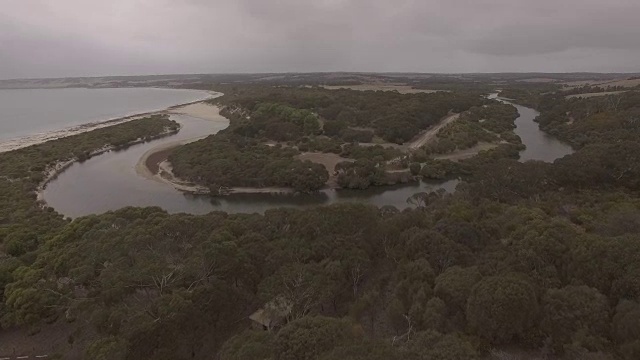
[495,96,574,162]
[44,94,571,217]
[44,113,458,217]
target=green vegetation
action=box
[169,136,328,193]
[1,84,640,359]
[0,115,177,259]
[0,115,177,182]
[169,85,486,192]
[535,90,640,147]
[423,103,520,155]
[215,85,485,144]
[5,151,640,359]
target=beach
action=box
[0,90,220,153]
[134,102,228,193]
[26,92,221,203]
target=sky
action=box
[1,0,640,79]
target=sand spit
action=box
[27,91,221,204]
[134,103,295,196]
[133,103,227,187]
[0,91,220,154]
[156,159,294,195]
[167,102,226,121]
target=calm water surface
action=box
[493,94,574,162]
[0,88,209,142]
[43,112,459,216]
[43,94,572,217]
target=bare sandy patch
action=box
[354,142,404,150]
[0,320,92,359]
[518,78,559,83]
[297,152,353,187]
[562,80,603,88]
[168,102,226,121]
[134,104,228,183]
[562,78,640,90]
[598,78,640,88]
[297,152,353,173]
[224,187,294,194]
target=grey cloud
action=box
[464,1,640,56]
[1,0,639,78]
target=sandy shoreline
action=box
[133,101,232,181]
[133,102,227,191]
[30,91,220,204]
[36,128,180,203]
[133,102,295,196]
[0,90,220,154]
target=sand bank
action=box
[134,103,295,196]
[29,91,221,204]
[0,91,220,154]
[135,102,304,196]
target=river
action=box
[42,110,458,217]
[42,93,571,217]
[493,96,574,162]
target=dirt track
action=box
[407,113,460,150]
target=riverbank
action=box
[134,102,225,192]
[136,102,299,196]
[36,127,180,202]
[0,90,220,153]
[30,92,221,203]
[134,103,295,196]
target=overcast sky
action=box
[1,0,640,79]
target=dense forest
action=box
[169,135,329,193]
[213,85,486,144]
[169,86,500,192]
[0,85,639,359]
[423,103,520,155]
[0,115,178,260]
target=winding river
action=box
[42,93,572,217]
[494,95,574,162]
